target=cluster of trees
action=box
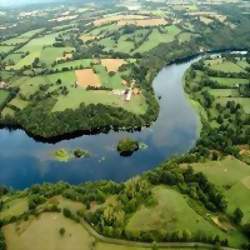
[192,59,250,79]
[11,99,146,139]
[185,57,250,159]
[83,177,152,238]
[239,83,250,97]
[24,82,69,103]
[147,164,227,212]
[117,138,139,156]
[0,231,6,250]
[0,87,19,113]
[125,229,229,247]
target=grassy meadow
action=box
[3,213,93,250]
[191,156,250,225]
[0,90,10,106]
[126,186,246,247]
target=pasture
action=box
[191,156,250,224]
[177,32,192,43]
[208,89,239,97]
[4,53,24,65]
[87,23,118,37]
[191,56,250,124]
[117,18,168,27]
[98,34,134,54]
[93,64,125,89]
[40,46,75,65]
[0,45,15,54]
[126,186,245,247]
[10,32,61,69]
[210,77,248,87]
[216,97,250,114]
[52,88,147,114]
[134,25,181,53]
[8,97,28,110]
[1,28,44,46]
[0,197,28,220]
[3,213,93,250]
[0,90,10,106]
[53,59,93,70]
[206,58,246,73]
[1,107,15,118]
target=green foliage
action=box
[28,194,46,210]
[147,163,227,212]
[232,208,244,225]
[73,149,90,158]
[0,230,6,250]
[59,227,66,236]
[117,138,139,156]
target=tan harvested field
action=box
[199,16,213,24]
[117,18,168,27]
[49,15,78,22]
[93,15,147,26]
[80,34,97,42]
[101,59,126,72]
[188,12,227,22]
[3,213,92,250]
[75,69,101,88]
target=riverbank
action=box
[0,52,222,188]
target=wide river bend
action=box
[0,57,200,189]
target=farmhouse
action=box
[125,89,132,102]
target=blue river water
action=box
[0,58,200,189]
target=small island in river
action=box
[52,148,90,162]
[117,138,139,156]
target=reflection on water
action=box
[0,58,200,189]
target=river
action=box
[0,57,200,189]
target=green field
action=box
[134,25,181,53]
[216,97,250,114]
[4,53,24,65]
[208,89,239,97]
[191,157,250,224]
[53,59,93,70]
[206,59,246,73]
[93,64,125,89]
[210,77,248,87]
[40,46,75,65]
[127,186,210,233]
[10,33,60,69]
[3,213,92,250]
[0,45,15,54]
[0,90,10,107]
[0,197,28,220]
[177,32,192,44]
[8,68,147,115]
[1,107,15,118]
[52,88,147,114]
[87,23,118,37]
[1,28,44,46]
[8,97,29,110]
[126,186,245,247]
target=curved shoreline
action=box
[0,47,246,144]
